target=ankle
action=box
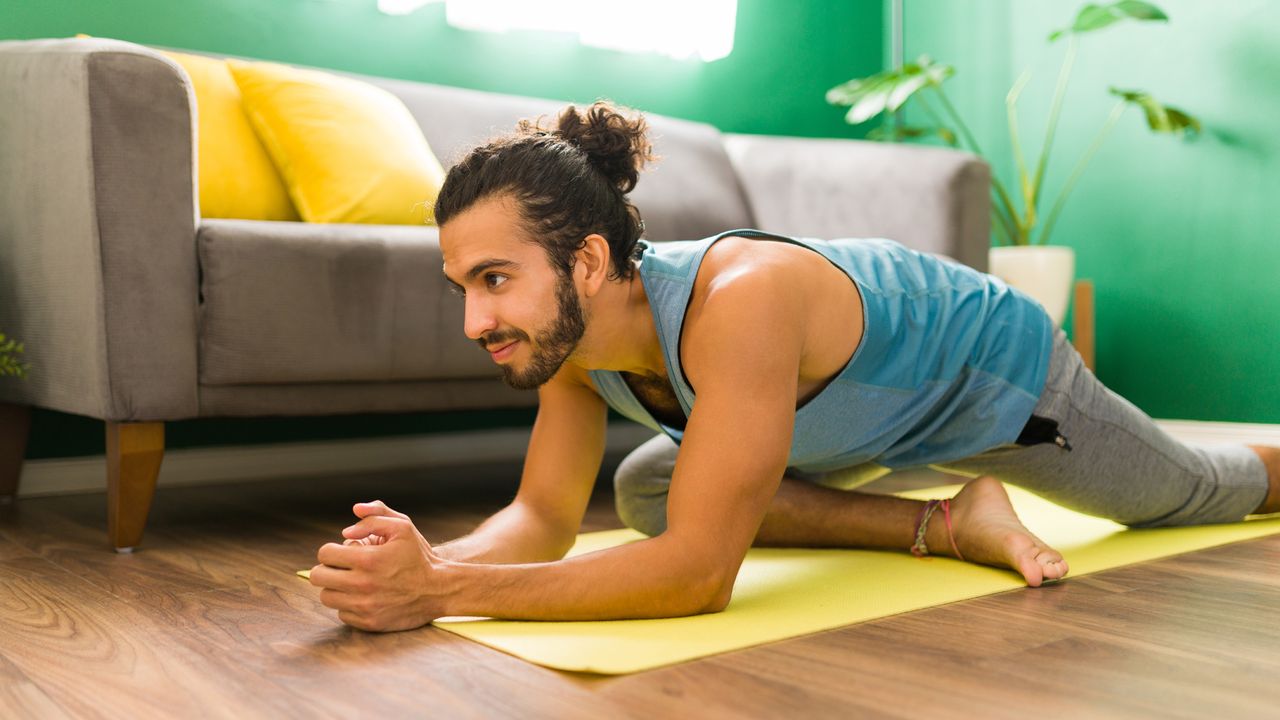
[920,498,965,559]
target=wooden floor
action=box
[0,458,1277,720]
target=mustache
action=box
[477,328,530,351]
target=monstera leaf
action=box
[1049,0,1168,41]
[826,56,953,125]
[1110,88,1201,136]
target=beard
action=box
[479,271,586,390]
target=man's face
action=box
[439,196,586,389]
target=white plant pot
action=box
[988,245,1075,328]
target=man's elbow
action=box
[685,566,735,615]
[701,583,733,613]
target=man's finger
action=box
[308,563,362,592]
[342,515,410,542]
[320,587,361,613]
[337,609,375,631]
[316,541,372,569]
[352,499,410,521]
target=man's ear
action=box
[576,234,612,297]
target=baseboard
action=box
[14,419,1279,499]
[1152,419,1280,447]
[15,422,659,498]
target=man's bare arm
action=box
[313,264,804,628]
[429,362,607,564]
[426,267,802,619]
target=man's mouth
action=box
[488,340,518,361]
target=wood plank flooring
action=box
[0,458,1276,719]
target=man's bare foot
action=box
[931,476,1069,587]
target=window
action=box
[377,0,738,62]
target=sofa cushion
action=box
[349,75,758,242]
[160,50,301,222]
[227,60,447,225]
[198,219,494,385]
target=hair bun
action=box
[552,101,654,194]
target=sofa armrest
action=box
[0,38,198,421]
[722,134,991,271]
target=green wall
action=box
[903,0,1280,423]
[4,0,883,137]
[3,0,885,458]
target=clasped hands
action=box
[309,500,450,632]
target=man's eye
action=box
[485,274,508,289]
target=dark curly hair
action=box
[433,101,655,281]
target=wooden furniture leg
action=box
[1072,279,1096,373]
[0,402,32,503]
[106,421,165,553]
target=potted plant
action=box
[826,0,1200,327]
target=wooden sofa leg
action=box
[106,421,164,553]
[0,402,33,503]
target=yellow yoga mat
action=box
[301,485,1280,675]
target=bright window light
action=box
[377,0,738,62]
[377,0,442,15]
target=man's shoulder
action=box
[683,238,809,360]
[692,235,814,306]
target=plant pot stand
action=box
[1072,278,1095,372]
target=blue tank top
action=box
[588,229,1055,471]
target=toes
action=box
[1035,551,1069,580]
[1018,547,1072,586]
[1017,555,1046,587]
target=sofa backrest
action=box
[323,72,760,243]
[154,42,760,241]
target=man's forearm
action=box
[435,534,726,621]
[432,502,572,565]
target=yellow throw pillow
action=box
[160,50,301,221]
[73,37,299,221]
[227,59,446,225]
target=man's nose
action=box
[462,296,498,341]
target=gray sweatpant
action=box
[613,327,1270,536]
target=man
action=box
[309,103,1279,632]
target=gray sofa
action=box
[0,37,991,550]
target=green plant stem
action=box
[1006,68,1034,232]
[911,90,1016,241]
[912,92,958,147]
[992,198,1020,246]
[990,207,1014,246]
[931,85,985,156]
[989,173,1024,245]
[1031,35,1078,215]
[1038,99,1127,246]
[986,171,1020,246]
[929,85,1023,243]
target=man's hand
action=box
[309,500,451,632]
